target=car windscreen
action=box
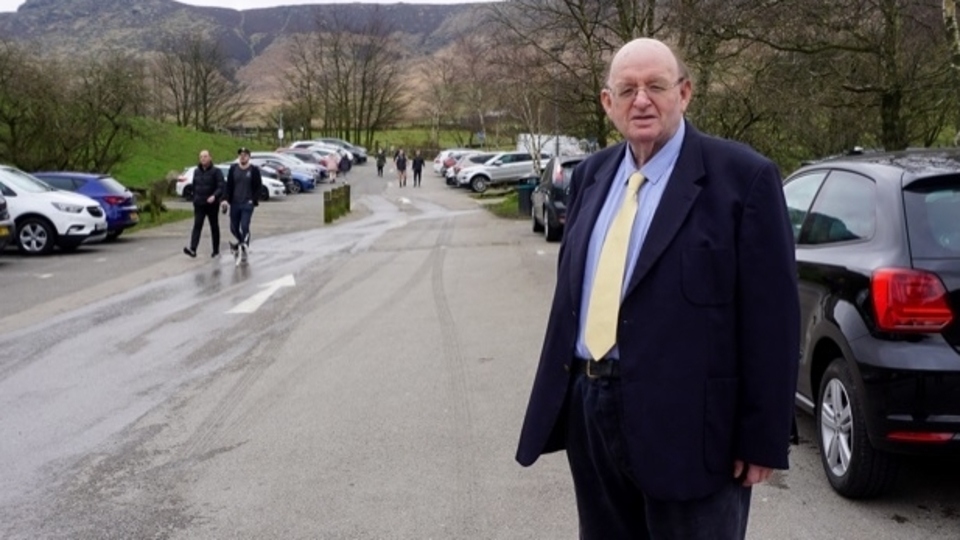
[469,154,495,164]
[290,152,320,164]
[903,176,960,258]
[0,167,55,193]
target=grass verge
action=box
[130,208,193,233]
[483,191,527,220]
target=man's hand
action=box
[733,460,773,487]
[207,195,216,204]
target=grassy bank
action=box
[111,119,268,190]
[110,121,516,191]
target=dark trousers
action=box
[190,201,220,252]
[565,372,751,540]
[377,164,384,177]
[413,170,422,186]
[229,202,254,245]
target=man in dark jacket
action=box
[411,150,425,187]
[221,147,262,264]
[184,149,225,258]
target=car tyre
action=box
[544,209,562,242]
[17,216,56,255]
[182,185,193,201]
[106,229,122,242]
[816,358,899,499]
[471,176,488,193]
[258,186,270,202]
[290,182,302,194]
[532,205,544,233]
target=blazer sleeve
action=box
[735,160,801,469]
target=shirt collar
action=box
[621,121,686,186]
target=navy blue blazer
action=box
[516,122,800,501]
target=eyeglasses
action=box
[607,78,685,102]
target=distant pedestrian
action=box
[338,150,352,181]
[376,148,386,177]
[395,149,408,187]
[184,149,225,258]
[412,150,425,187]
[221,147,262,265]
[323,152,339,183]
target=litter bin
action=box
[516,178,536,215]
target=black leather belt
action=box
[572,358,620,379]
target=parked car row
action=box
[521,146,960,500]
[176,161,311,201]
[0,165,110,255]
[433,149,552,193]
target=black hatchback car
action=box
[531,155,588,242]
[783,149,960,498]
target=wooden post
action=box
[323,190,332,223]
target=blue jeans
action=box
[229,201,254,245]
[565,373,752,540]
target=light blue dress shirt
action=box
[575,122,686,360]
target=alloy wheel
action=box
[820,378,854,478]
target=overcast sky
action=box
[0,0,498,12]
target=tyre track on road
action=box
[429,217,480,537]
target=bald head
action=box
[600,38,692,165]
[607,38,686,88]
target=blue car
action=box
[32,172,139,241]
[289,170,318,191]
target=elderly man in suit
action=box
[516,38,800,539]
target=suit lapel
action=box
[623,125,705,298]
[567,144,626,310]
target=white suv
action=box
[0,165,107,255]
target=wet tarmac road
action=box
[1,165,958,539]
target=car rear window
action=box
[99,177,129,194]
[553,159,583,187]
[904,176,960,258]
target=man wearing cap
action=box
[222,147,263,262]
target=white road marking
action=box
[36,274,53,279]
[227,274,296,314]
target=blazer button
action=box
[563,363,570,372]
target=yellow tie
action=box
[584,171,646,360]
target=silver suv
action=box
[456,151,551,193]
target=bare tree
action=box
[420,50,463,146]
[486,0,664,148]
[0,42,145,171]
[153,34,248,132]
[283,8,410,148]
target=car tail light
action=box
[177,175,188,183]
[872,268,953,332]
[886,431,954,443]
[103,195,127,206]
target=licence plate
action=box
[0,225,9,237]
[95,223,106,231]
